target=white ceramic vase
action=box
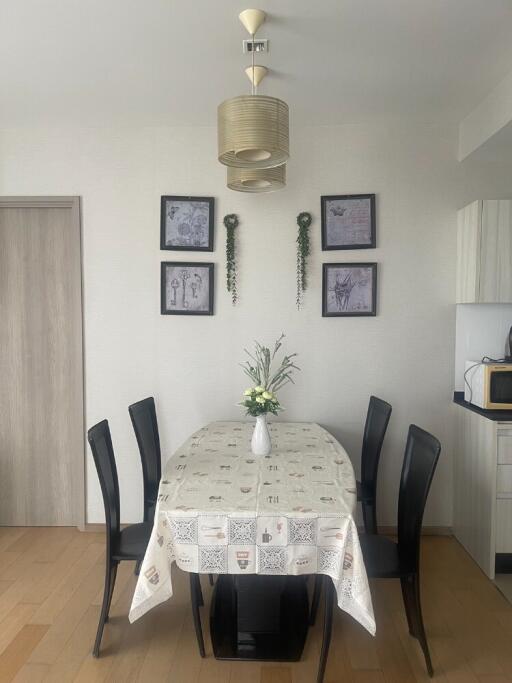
[251,414,272,456]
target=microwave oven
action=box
[464,361,512,410]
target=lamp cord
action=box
[252,33,255,95]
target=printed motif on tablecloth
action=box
[258,547,287,574]
[228,518,257,544]
[288,517,317,544]
[256,517,287,546]
[287,545,318,573]
[170,518,197,544]
[318,547,342,579]
[174,544,199,573]
[228,545,256,573]
[199,546,227,573]
[198,517,228,545]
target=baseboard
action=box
[82,523,131,532]
[375,525,453,536]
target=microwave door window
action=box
[490,371,512,404]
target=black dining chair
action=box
[128,397,162,526]
[88,420,152,657]
[310,396,392,628]
[316,424,441,683]
[128,396,214,587]
[88,419,205,658]
[357,395,392,535]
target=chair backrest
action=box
[128,397,162,519]
[397,424,441,571]
[360,396,392,494]
[87,420,120,544]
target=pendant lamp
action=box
[217,9,290,171]
[227,163,286,193]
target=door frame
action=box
[0,196,85,529]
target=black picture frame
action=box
[322,262,377,317]
[161,261,214,316]
[321,194,376,250]
[160,196,214,252]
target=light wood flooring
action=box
[1,528,512,682]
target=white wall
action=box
[459,67,512,161]
[455,304,512,390]
[1,121,503,527]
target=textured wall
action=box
[1,121,507,526]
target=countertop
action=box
[453,392,512,422]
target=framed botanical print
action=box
[322,263,377,317]
[321,194,376,250]
[160,196,214,251]
[161,262,214,315]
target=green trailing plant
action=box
[224,213,239,305]
[296,211,312,309]
[239,333,300,416]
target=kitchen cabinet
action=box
[456,199,512,304]
[453,402,512,578]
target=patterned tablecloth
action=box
[129,421,375,635]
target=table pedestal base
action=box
[210,575,310,661]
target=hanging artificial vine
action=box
[296,211,312,309]
[224,213,239,305]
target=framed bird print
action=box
[160,196,214,251]
[321,194,376,250]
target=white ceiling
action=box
[1,0,512,128]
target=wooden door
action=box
[0,198,84,526]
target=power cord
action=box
[463,356,507,404]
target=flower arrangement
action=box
[240,334,300,417]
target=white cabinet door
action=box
[456,199,512,304]
[456,200,480,304]
[453,405,497,578]
[479,200,512,303]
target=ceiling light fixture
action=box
[227,163,286,193]
[218,8,289,190]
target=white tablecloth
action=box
[129,421,375,635]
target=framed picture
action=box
[322,263,377,317]
[161,262,214,315]
[160,196,214,251]
[321,194,376,250]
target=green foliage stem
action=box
[296,212,312,309]
[224,214,239,305]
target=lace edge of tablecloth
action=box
[128,582,173,624]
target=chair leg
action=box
[104,561,118,624]
[93,560,115,657]
[409,574,434,677]
[400,575,416,637]
[189,574,205,657]
[310,574,323,626]
[362,498,378,535]
[134,560,142,576]
[208,573,214,586]
[197,574,204,607]
[316,576,334,683]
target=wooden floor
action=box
[1,530,512,683]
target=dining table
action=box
[129,420,375,660]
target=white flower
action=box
[262,391,272,400]
[255,396,265,404]
[254,386,264,393]
[244,388,254,396]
